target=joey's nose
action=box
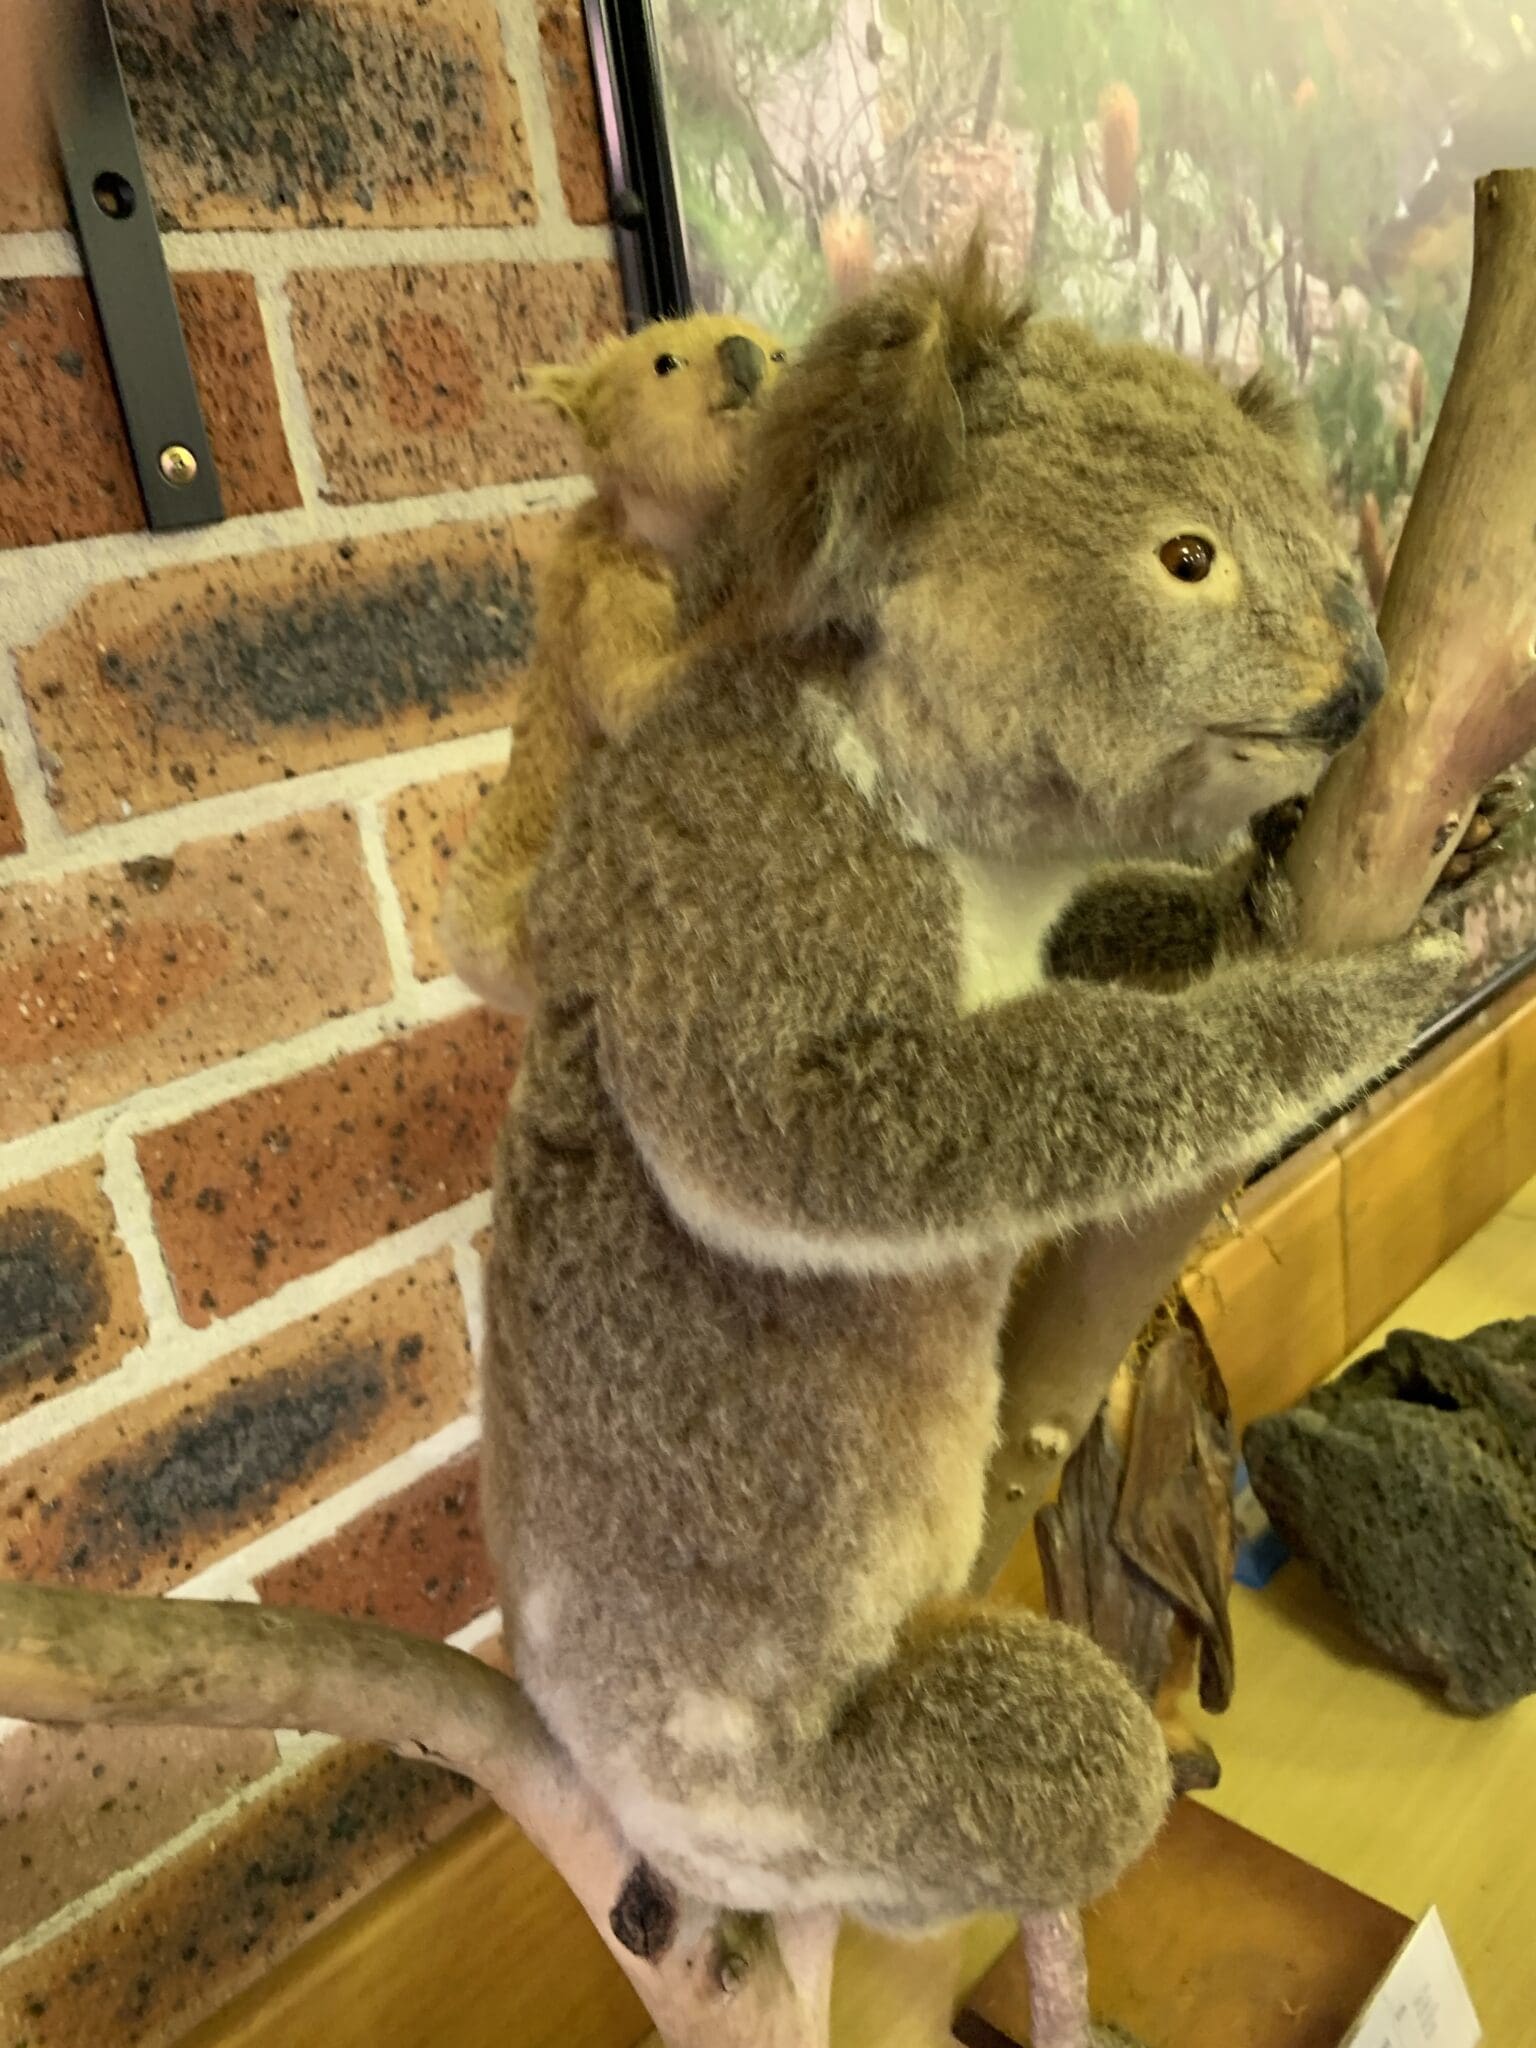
[716,334,766,407]
[1298,581,1387,746]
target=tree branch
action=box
[975,167,1536,1594]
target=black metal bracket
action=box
[47,0,224,531]
[583,0,692,326]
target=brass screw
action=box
[158,443,198,487]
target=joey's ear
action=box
[742,227,1030,628]
[526,363,589,424]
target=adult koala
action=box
[480,242,1459,1932]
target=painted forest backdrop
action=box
[653,0,1536,986]
[656,0,1536,606]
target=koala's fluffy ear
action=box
[526,363,590,424]
[743,230,1029,628]
[1233,369,1307,441]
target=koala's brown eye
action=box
[653,353,684,376]
[771,349,787,362]
[1159,535,1215,582]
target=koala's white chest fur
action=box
[945,853,1090,1013]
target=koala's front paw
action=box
[1249,793,1308,869]
[1356,926,1466,1053]
[1432,772,1531,891]
[1277,926,1465,1114]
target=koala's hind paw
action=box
[1433,771,1531,891]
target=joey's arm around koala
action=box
[571,540,684,739]
[437,658,583,1011]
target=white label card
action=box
[1344,1907,1481,2048]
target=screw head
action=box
[158,444,198,487]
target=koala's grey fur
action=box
[480,243,1462,1932]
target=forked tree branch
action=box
[974,166,1536,1588]
[0,1579,839,2048]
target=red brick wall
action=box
[0,4,617,2039]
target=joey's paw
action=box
[1432,772,1532,891]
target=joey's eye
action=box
[653,353,684,376]
[770,349,787,362]
[1160,535,1215,582]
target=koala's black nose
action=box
[716,335,766,407]
[1296,581,1387,746]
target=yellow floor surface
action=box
[1185,1170,1536,2048]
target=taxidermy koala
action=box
[438,312,785,1009]
[480,242,1464,1931]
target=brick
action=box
[0,1253,472,1592]
[0,760,23,856]
[0,2,542,234]
[0,1742,480,2047]
[256,1447,494,1636]
[140,1008,523,1323]
[288,260,624,503]
[114,0,533,232]
[0,1158,146,1426]
[0,274,300,551]
[538,0,611,225]
[19,516,563,830]
[385,767,500,980]
[0,810,388,1141]
[0,6,64,231]
[0,1722,277,1950]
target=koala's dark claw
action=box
[1432,771,1531,894]
[1473,770,1532,840]
[610,1859,679,1961]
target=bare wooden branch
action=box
[976,167,1536,1596]
[1288,170,1536,948]
[0,1579,837,2048]
[1019,1909,1092,2048]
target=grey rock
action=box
[1244,1318,1536,1715]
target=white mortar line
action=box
[452,1236,489,1365]
[493,0,580,234]
[251,271,330,507]
[98,1123,184,1343]
[448,1606,503,1656]
[0,1753,313,1970]
[163,221,616,273]
[355,798,423,1002]
[0,231,81,276]
[0,1186,492,1473]
[0,724,510,889]
[272,1728,338,1765]
[0,222,616,283]
[0,471,591,642]
[0,975,481,1194]
[169,1413,482,1601]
